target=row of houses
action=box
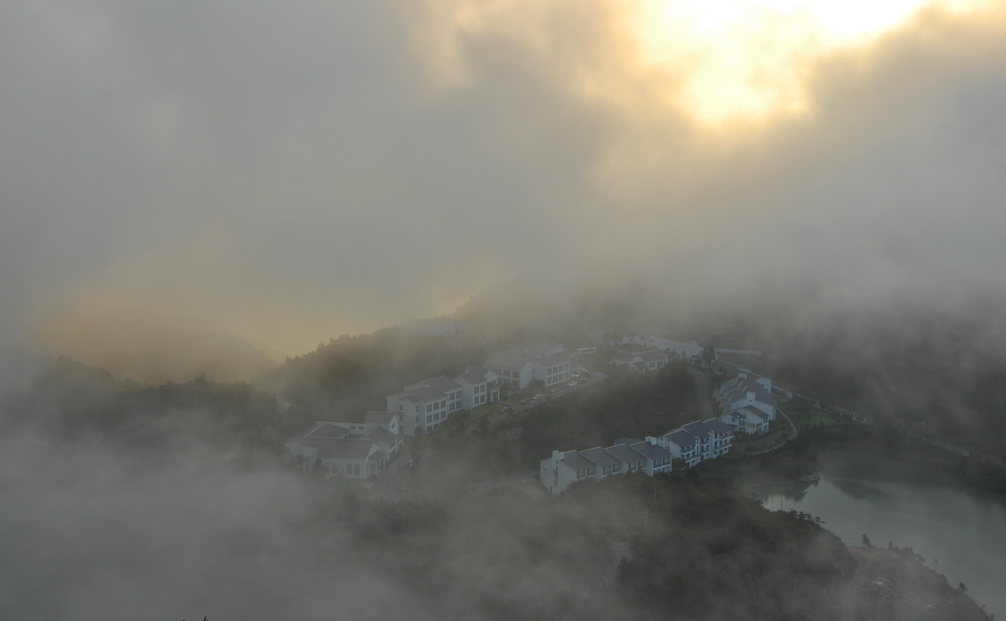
[285,412,404,480]
[386,340,575,436]
[540,417,735,494]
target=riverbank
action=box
[841,546,990,621]
[757,458,1006,620]
[746,423,1006,494]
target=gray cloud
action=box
[2,1,1005,363]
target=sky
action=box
[3,0,1006,363]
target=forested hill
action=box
[747,299,1006,460]
[4,356,283,451]
[259,326,493,423]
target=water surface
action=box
[758,451,1006,619]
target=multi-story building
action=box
[454,365,501,410]
[387,375,464,435]
[488,341,572,390]
[284,411,403,480]
[713,368,777,435]
[540,438,673,494]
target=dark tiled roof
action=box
[535,351,572,367]
[579,446,621,468]
[364,411,396,425]
[558,451,593,471]
[604,443,643,464]
[637,350,669,362]
[664,430,699,448]
[303,422,353,440]
[318,439,377,461]
[362,426,398,445]
[628,442,672,460]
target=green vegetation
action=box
[783,399,842,432]
[263,326,493,427]
[613,472,856,620]
[299,471,870,621]
[425,362,697,483]
[7,356,284,451]
[6,325,998,621]
[759,306,1006,461]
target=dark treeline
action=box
[641,288,1006,462]
[5,356,283,451]
[262,326,493,425]
[455,279,1006,461]
[1,326,996,619]
[757,301,1006,461]
[304,470,988,621]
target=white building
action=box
[454,365,501,410]
[721,407,770,435]
[610,350,670,373]
[648,418,735,468]
[533,351,573,387]
[650,429,703,468]
[487,341,572,390]
[387,375,464,435]
[541,417,733,494]
[713,370,777,435]
[540,438,673,494]
[284,412,403,480]
[487,350,535,390]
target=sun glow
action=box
[631,0,991,125]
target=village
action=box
[283,321,793,494]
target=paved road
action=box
[688,366,716,420]
[741,407,799,456]
[483,369,608,428]
[777,407,798,439]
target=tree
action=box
[861,533,872,547]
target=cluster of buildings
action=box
[539,357,784,494]
[284,412,404,480]
[540,417,735,494]
[285,340,576,478]
[384,340,574,436]
[712,361,777,435]
[284,329,782,487]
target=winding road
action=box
[687,366,716,420]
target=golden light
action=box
[629,0,992,125]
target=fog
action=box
[2,1,1005,369]
[0,370,664,621]
[2,2,1005,618]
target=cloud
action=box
[2,0,1005,364]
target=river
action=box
[758,450,1006,619]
